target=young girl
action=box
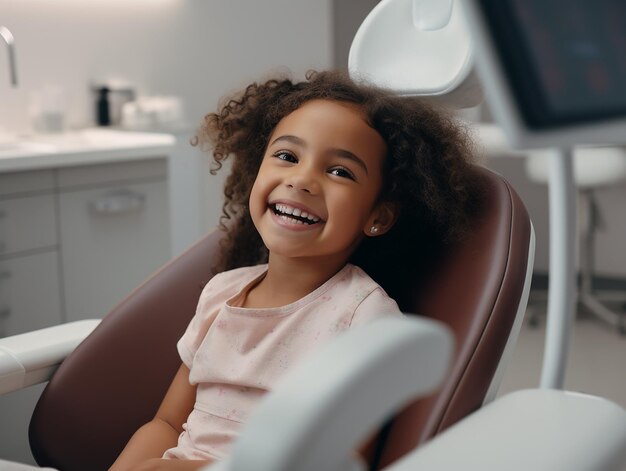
[109,70,481,470]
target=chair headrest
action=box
[349,0,483,108]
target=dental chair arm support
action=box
[388,388,626,471]
[0,320,101,394]
[210,316,454,471]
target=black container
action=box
[96,87,111,126]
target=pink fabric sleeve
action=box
[351,287,404,326]
[176,265,267,375]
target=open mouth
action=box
[270,203,322,225]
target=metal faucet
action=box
[0,26,17,87]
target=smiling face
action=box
[249,99,396,267]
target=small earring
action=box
[370,225,379,234]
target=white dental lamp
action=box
[349,0,626,390]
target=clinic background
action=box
[1,0,625,465]
[3,0,626,283]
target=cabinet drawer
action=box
[59,179,170,321]
[0,250,63,337]
[0,194,57,256]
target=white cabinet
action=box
[0,194,57,256]
[0,171,63,464]
[0,171,61,338]
[0,252,63,337]
[0,157,170,464]
[0,158,170,334]
[58,160,170,321]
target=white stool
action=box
[525,147,626,334]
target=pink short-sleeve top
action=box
[163,263,402,461]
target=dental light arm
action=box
[0,320,100,394]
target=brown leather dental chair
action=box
[23,166,532,471]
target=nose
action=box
[285,167,320,194]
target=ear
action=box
[363,201,398,237]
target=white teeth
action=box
[279,215,303,225]
[275,204,292,215]
[273,203,321,223]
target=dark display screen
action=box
[478,0,626,129]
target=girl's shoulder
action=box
[342,264,386,292]
[338,264,403,325]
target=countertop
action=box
[0,128,176,173]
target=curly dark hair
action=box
[195,70,483,307]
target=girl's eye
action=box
[273,151,298,163]
[329,167,356,181]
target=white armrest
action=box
[388,389,626,471]
[0,320,101,394]
[225,316,453,471]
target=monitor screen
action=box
[477,0,626,130]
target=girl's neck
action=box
[242,255,348,309]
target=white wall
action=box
[332,0,380,68]
[0,0,333,134]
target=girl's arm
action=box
[109,363,200,471]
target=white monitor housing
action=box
[461,0,626,149]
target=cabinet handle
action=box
[90,189,146,215]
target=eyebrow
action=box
[270,135,369,175]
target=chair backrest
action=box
[373,166,532,468]
[28,166,532,471]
